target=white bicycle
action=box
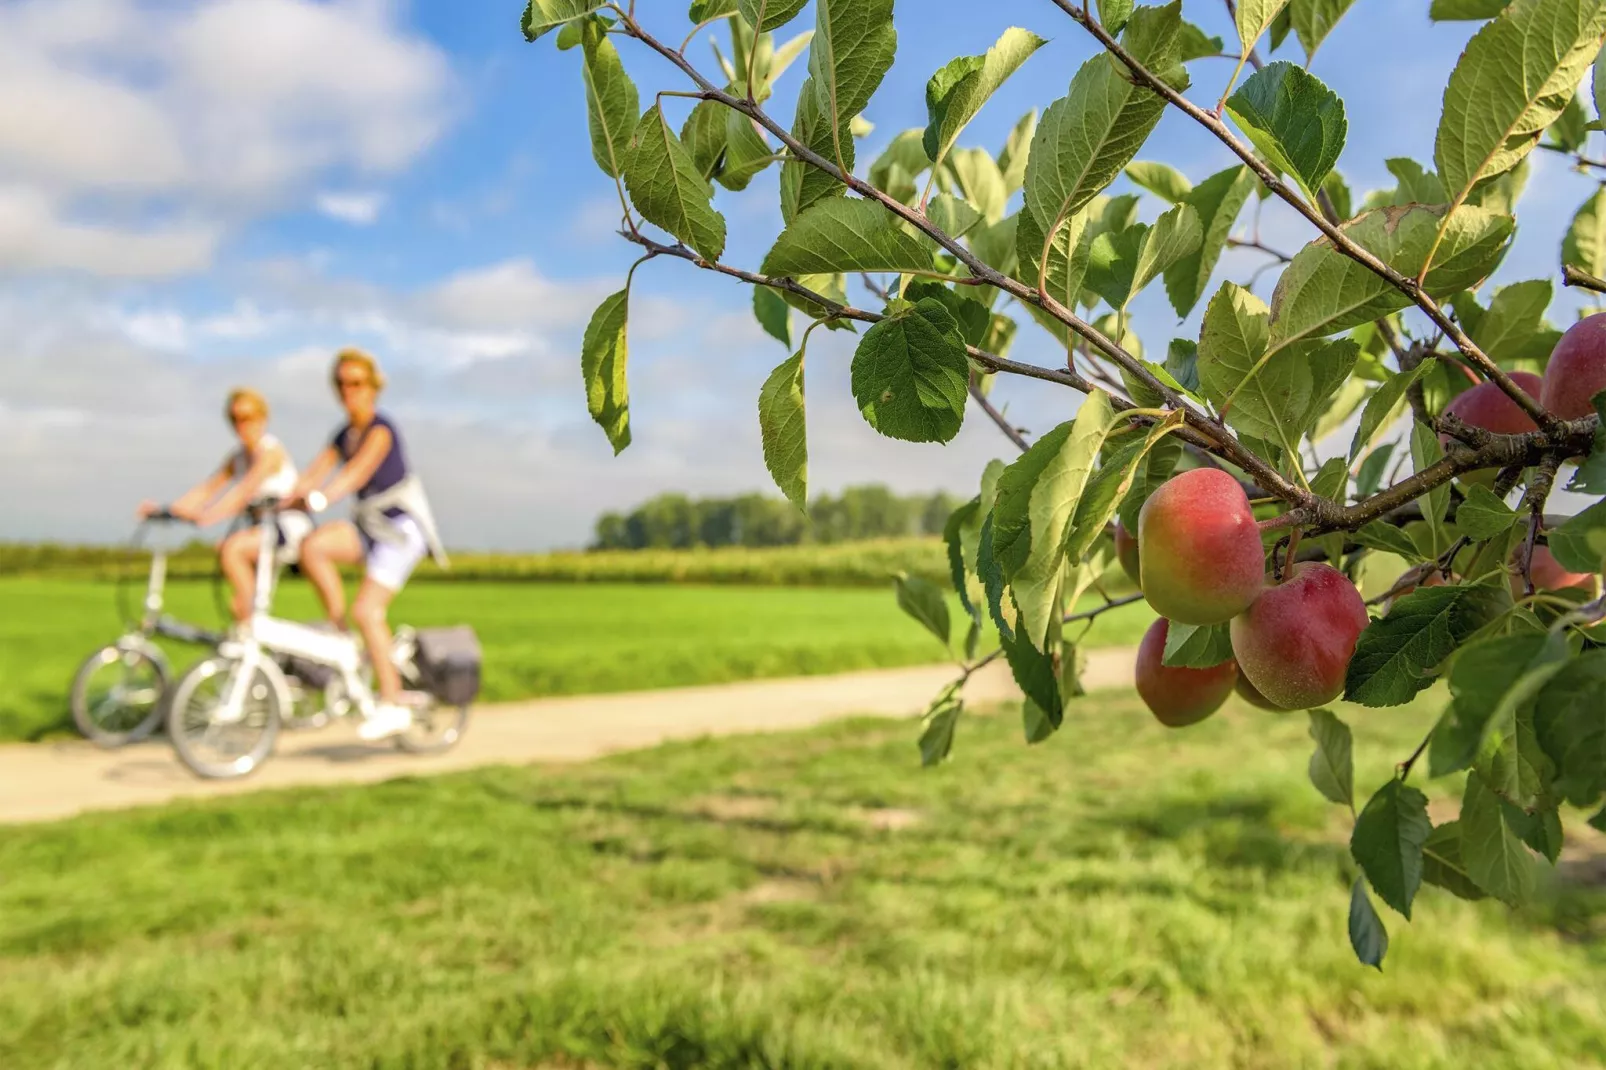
[164,502,478,779]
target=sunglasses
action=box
[335,376,372,390]
[229,410,263,425]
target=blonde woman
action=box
[137,388,312,622]
[285,349,447,741]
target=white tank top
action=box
[229,433,299,501]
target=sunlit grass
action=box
[1,689,1602,1068]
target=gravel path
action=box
[0,647,1137,825]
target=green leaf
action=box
[1457,484,1520,539]
[780,271,848,322]
[904,280,989,347]
[762,199,935,275]
[1548,90,1590,150]
[522,0,604,40]
[1422,822,1490,900]
[997,110,1038,195]
[1023,3,1185,246]
[1125,160,1193,203]
[1430,632,1568,777]
[758,350,808,509]
[1430,0,1511,18]
[928,193,983,240]
[1000,603,1061,722]
[922,27,1047,170]
[1354,443,1396,502]
[808,0,897,173]
[624,105,727,261]
[992,392,1119,649]
[1225,62,1347,201]
[753,286,792,348]
[869,129,931,194]
[1307,709,1354,809]
[1065,438,1148,561]
[1351,778,1432,918]
[1352,520,1423,560]
[680,99,729,180]
[1349,364,1430,461]
[1471,279,1557,371]
[1411,423,1450,557]
[718,110,774,191]
[689,0,739,20]
[1161,622,1235,668]
[581,288,631,454]
[1269,204,1513,349]
[968,213,1019,276]
[1596,39,1606,130]
[1565,390,1606,494]
[1563,186,1606,278]
[949,148,1009,224]
[1085,203,1202,311]
[1196,282,1306,445]
[1165,338,1200,393]
[738,0,807,32]
[1435,0,1606,212]
[1348,877,1389,970]
[1117,436,1183,531]
[978,513,1011,641]
[1178,20,1226,61]
[918,693,962,766]
[895,572,952,650]
[1533,649,1606,808]
[1164,165,1257,318]
[1235,0,1292,54]
[1344,583,1512,706]
[1547,498,1606,573]
[1310,455,1349,504]
[578,16,639,179]
[850,302,970,444]
[1460,769,1537,905]
[1097,0,1135,33]
[1290,0,1358,62]
[781,79,852,223]
[1016,206,1094,342]
[944,498,983,628]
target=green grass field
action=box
[2,690,1602,1068]
[0,576,1155,743]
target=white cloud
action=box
[0,0,450,277]
[417,258,610,331]
[315,191,387,225]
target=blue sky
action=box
[1,0,1599,549]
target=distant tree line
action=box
[592,485,961,550]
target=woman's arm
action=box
[287,446,341,503]
[317,425,392,507]
[157,460,233,521]
[192,440,286,527]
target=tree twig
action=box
[609,4,1312,510]
[1563,263,1606,294]
[970,373,1030,453]
[1047,0,1562,436]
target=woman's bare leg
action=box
[297,521,364,628]
[351,578,402,703]
[218,529,264,623]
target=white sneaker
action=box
[357,703,413,741]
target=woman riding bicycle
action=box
[137,387,312,623]
[285,348,447,741]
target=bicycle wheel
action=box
[392,647,469,754]
[70,642,168,747]
[166,656,283,779]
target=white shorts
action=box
[273,511,314,566]
[360,514,428,592]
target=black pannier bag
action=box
[414,626,482,705]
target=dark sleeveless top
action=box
[332,413,409,518]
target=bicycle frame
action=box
[215,508,380,724]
